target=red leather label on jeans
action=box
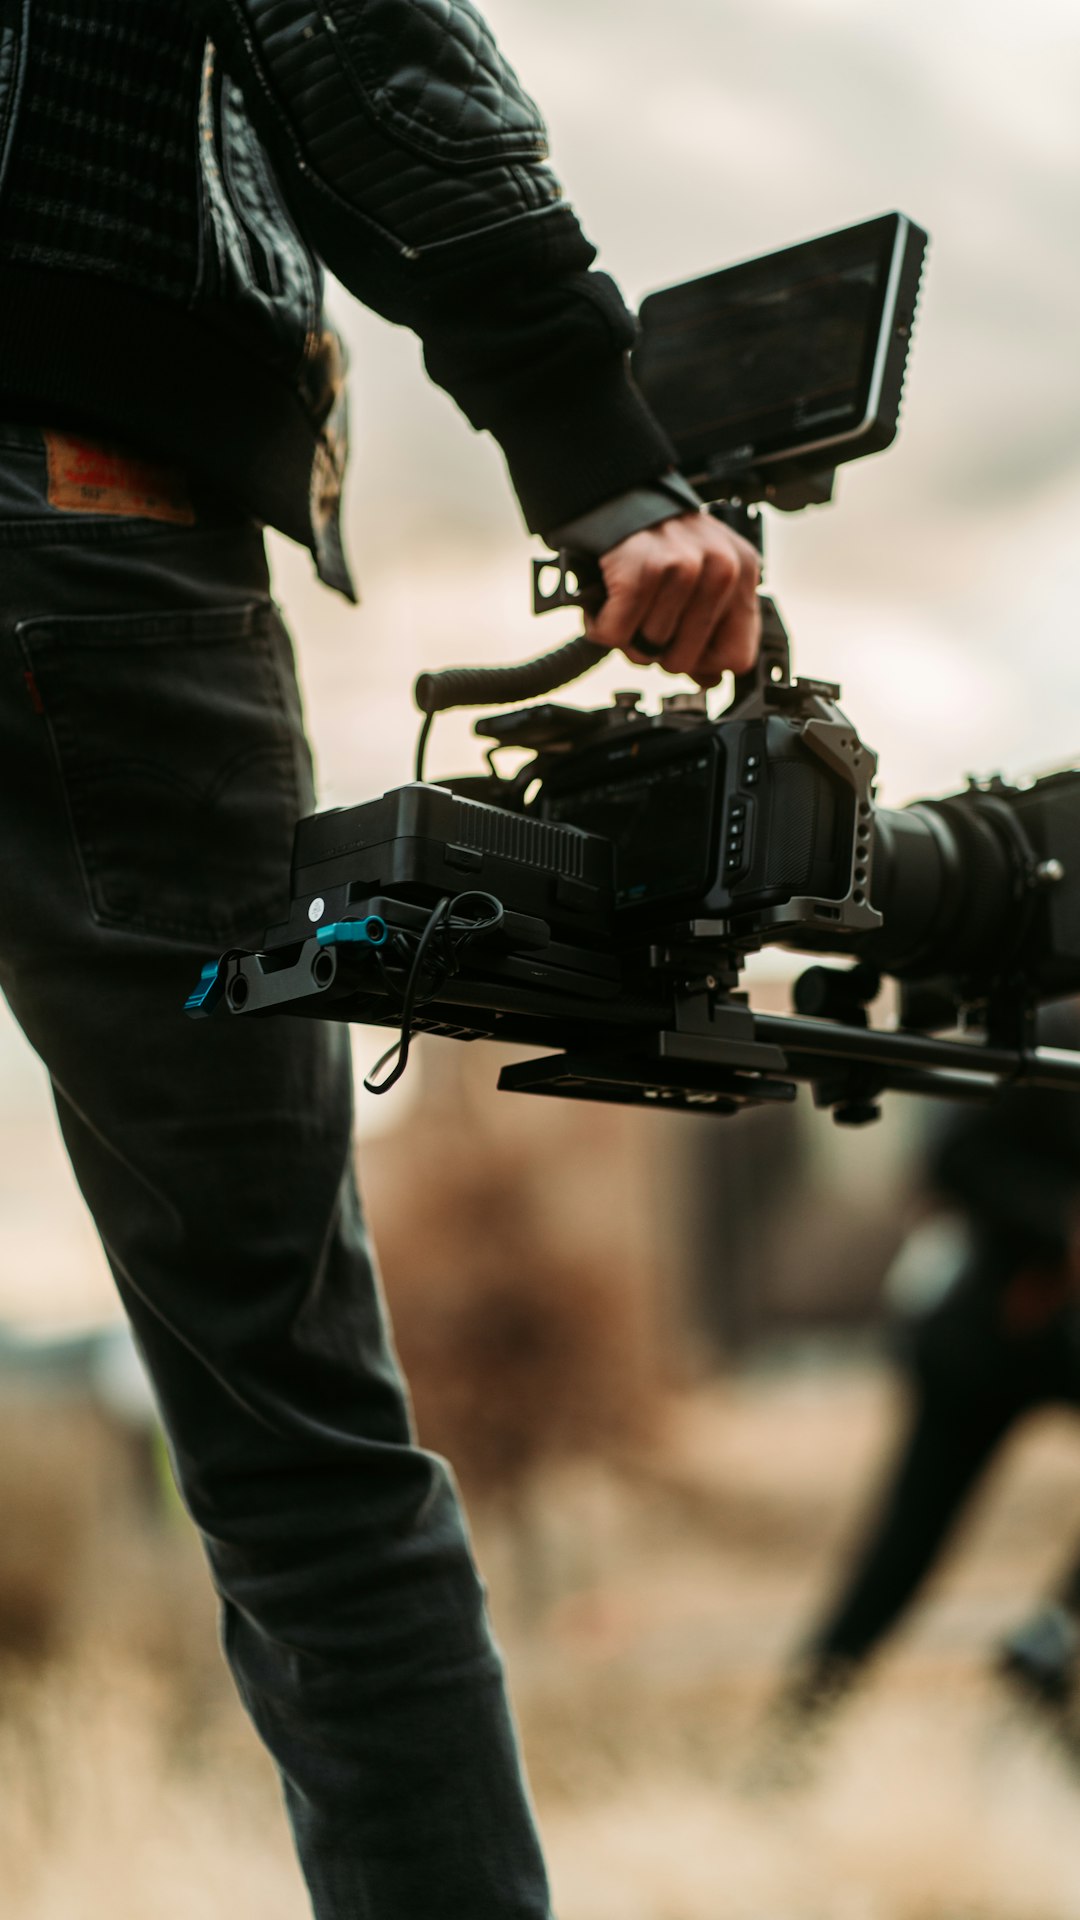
[44,430,196,525]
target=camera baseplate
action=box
[190,885,1080,1122]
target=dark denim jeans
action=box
[0,427,551,1919]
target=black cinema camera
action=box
[189,213,1080,1121]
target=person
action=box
[0,3,762,1914]
[762,1003,1080,1765]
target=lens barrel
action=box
[861,796,1026,980]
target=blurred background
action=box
[4,1,1080,1914]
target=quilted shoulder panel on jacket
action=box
[249,0,548,164]
[217,0,565,257]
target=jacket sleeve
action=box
[188,0,676,530]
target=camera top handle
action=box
[410,500,774,781]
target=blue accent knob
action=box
[315,915,388,949]
[185,959,224,1017]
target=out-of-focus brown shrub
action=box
[0,1394,219,1697]
[361,1042,678,1500]
[0,1400,111,1659]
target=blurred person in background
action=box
[761,1002,1080,1769]
[0,2,761,1915]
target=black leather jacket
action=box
[0,0,675,587]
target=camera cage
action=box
[189,588,1080,1123]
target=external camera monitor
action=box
[633,212,927,502]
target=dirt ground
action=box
[5,1362,1080,1919]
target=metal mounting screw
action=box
[308,896,326,922]
[1035,859,1065,887]
[662,691,708,714]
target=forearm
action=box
[418,269,678,530]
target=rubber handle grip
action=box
[414,634,610,716]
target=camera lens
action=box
[859,797,1021,979]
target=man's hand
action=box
[585,512,762,687]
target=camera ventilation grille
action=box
[765,764,819,888]
[452,798,587,877]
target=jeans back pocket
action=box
[18,600,308,944]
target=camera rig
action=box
[188,213,1080,1120]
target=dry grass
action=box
[6,1659,1080,1920]
[542,1700,1080,1920]
[6,1368,1080,1918]
[0,1660,306,1919]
